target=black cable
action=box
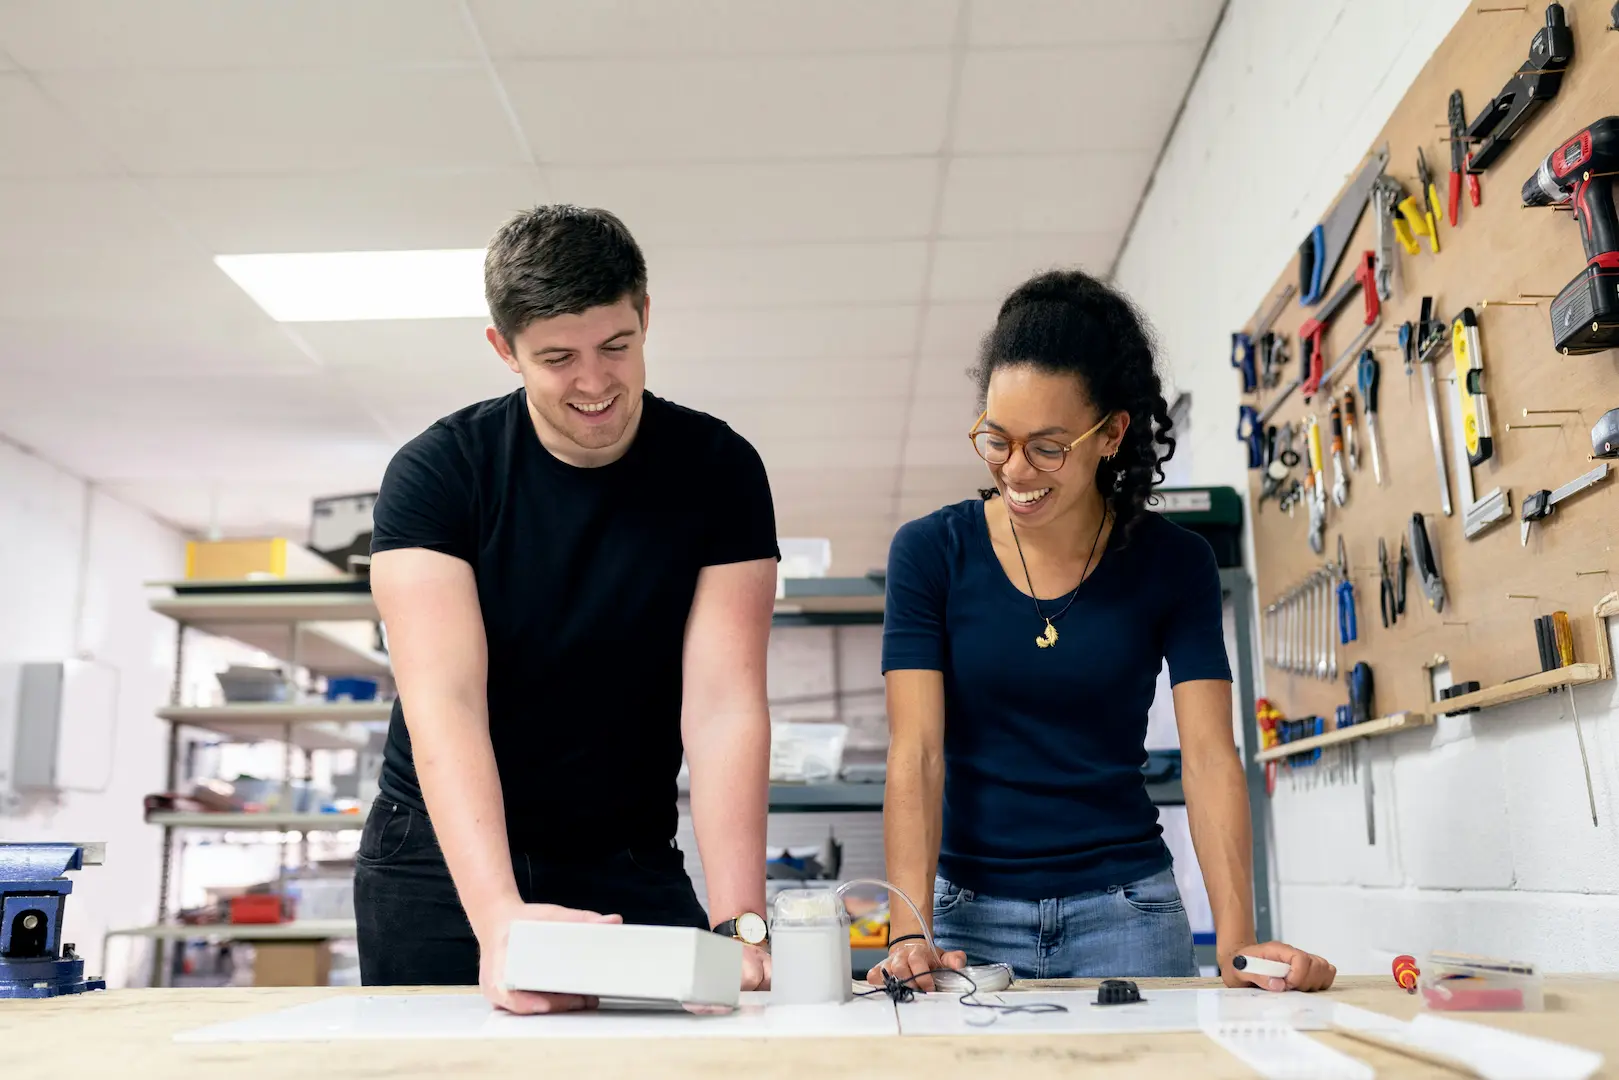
[856,966,1068,1017]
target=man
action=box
[356,205,778,1012]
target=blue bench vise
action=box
[0,842,106,998]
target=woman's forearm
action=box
[1182,749,1256,947]
[883,739,944,938]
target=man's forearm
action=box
[410,697,522,940]
[685,708,769,922]
[883,741,943,938]
[1183,752,1256,946]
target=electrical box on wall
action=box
[0,661,118,803]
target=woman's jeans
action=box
[931,865,1197,980]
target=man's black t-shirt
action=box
[370,389,779,857]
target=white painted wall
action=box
[1115,0,1619,972]
[0,438,186,986]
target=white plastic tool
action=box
[1233,955,1293,980]
[1204,1021,1373,1080]
[1330,1003,1603,1080]
[501,922,742,1007]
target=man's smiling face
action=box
[489,295,648,459]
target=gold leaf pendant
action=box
[1036,621,1058,649]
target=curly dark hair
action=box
[970,269,1177,539]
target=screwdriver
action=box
[1343,388,1361,472]
[1357,349,1384,486]
[1330,400,1349,507]
[1540,611,1597,827]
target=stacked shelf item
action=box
[135,576,388,986]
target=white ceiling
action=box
[0,0,1221,575]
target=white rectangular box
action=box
[503,922,742,1008]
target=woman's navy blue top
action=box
[881,499,1233,900]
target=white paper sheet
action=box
[176,992,899,1043]
[895,988,1336,1037]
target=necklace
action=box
[1007,500,1109,649]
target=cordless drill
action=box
[1522,117,1619,354]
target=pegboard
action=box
[1242,0,1619,725]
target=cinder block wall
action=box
[1113,0,1619,972]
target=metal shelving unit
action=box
[145,577,387,986]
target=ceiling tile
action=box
[548,159,937,245]
[290,319,498,375]
[902,431,981,469]
[0,0,479,70]
[919,302,999,362]
[499,54,952,163]
[648,305,919,360]
[649,242,929,309]
[0,314,315,377]
[0,74,115,177]
[96,480,358,539]
[38,68,526,175]
[651,356,914,406]
[471,0,958,56]
[939,152,1154,237]
[968,0,1223,46]
[752,435,902,471]
[905,390,982,440]
[719,399,905,445]
[769,466,898,500]
[953,43,1201,154]
[927,235,1118,303]
[0,178,313,332]
[901,462,996,493]
[152,169,546,254]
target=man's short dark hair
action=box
[484,205,648,343]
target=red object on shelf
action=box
[229,894,287,925]
[1421,982,1525,1011]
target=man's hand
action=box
[741,944,771,991]
[477,901,623,1014]
[1220,940,1337,992]
[867,940,966,994]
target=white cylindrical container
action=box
[769,889,852,1005]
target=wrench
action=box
[1328,569,1340,680]
[1317,571,1332,681]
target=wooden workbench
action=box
[4,976,1615,1078]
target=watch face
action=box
[737,911,768,944]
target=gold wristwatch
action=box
[712,911,768,946]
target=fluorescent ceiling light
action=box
[215,249,487,322]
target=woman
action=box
[873,270,1333,992]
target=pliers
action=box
[1378,537,1397,629]
[1416,146,1442,252]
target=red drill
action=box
[1522,117,1619,354]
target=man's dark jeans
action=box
[354,798,709,985]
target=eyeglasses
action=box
[967,410,1111,473]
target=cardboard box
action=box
[253,941,331,987]
[185,538,345,582]
[503,922,741,1007]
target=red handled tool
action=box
[1300,251,1379,403]
[1448,89,1481,224]
[1393,955,1419,993]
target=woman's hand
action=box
[1220,940,1336,992]
[868,939,967,993]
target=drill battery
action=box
[1549,253,1619,354]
